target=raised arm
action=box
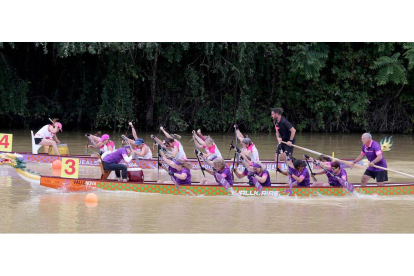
[192,131,206,146]
[160,126,173,139]
[129,122,138,140]
[196,129,207,141]
[234,125,244,142]
[151,135,166,148]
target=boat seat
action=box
[31,130,43,154]
[98,155,111,180]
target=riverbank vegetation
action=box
[1,42,414,133]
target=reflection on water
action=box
[1,129,414,233]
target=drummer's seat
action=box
[31,131,43,154]
[98,155,111,180]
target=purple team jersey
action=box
[329,168,348,187]
[288,166,310,186]
[103,147,128,164]
[257,169,271,187]
[218,166,233,186]
[174,168,191,185]
[243,168,255,184]
[361,140,387,172]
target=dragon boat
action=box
[0,150,363,171]
[2,153,414,197]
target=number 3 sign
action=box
[61,158,80,178]
[0,134,13,152]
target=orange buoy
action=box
[85,193,98,203]
[51,169,61,176]
[52,159,62,170]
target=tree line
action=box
[1,42,414,133]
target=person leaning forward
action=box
[271,107,296,160]
[349,133,388,186]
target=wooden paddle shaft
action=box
[372,164,414,179]
[281,141,366,169]
[281,141,414,179]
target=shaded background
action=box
[1,42,414,133]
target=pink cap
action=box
[100,134,110,141]
[55,122,62,132]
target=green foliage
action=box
[288,43,329,80]
[0,57,29,119]
[371,53,407,85]
[1,42,414,133]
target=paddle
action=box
[228,137,234,158]
[239,156,263,193]
[284,152,294,196]
[157,153,180,191]
[371,164,414,180]
[192,131,206,177]
[198,152,233,192]
[275,147,280,182]
[281,141,366,170]
[303,154,317,182]
[85,139,89,155]
[309,156,355,193]
[234,124,239,164]
[122,123,131,148]
[152,135,161,181]
[48,118,55,126]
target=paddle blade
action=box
[337,177,355,193]
[251,177,263,193]
[214,172,231,191]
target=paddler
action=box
[199,157,233,186]
[349,133,388,186]
[234,160,271,187]
[233,156,256,186]
[153,126,187,160]
[271,107,296,161]
[193,130,222,161]
[34,119,63,155]
[234,124,260,162]
[102,146,133,182]
[158,150,192,185]
[279,159,310,187]
[309,159,348,187]
[86,133,115,156]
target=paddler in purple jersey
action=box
[251,162,271,186]
[310,160,348,187]
[279,159,311,186]
[233,156,256,186]
[158,150,192,185]
[199,158,233,186]
[350,133,388,186]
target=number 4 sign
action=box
[61,158,80,179]
[0,134,13,152]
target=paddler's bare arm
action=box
[160,127,173,139]
[129,122,138,140]
[192,131,206,146]
[235,125,244,142]
[151,135,166,148]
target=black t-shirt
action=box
[274,116,295,142]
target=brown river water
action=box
[2,129,414,233]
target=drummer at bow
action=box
[102,146,133,182]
